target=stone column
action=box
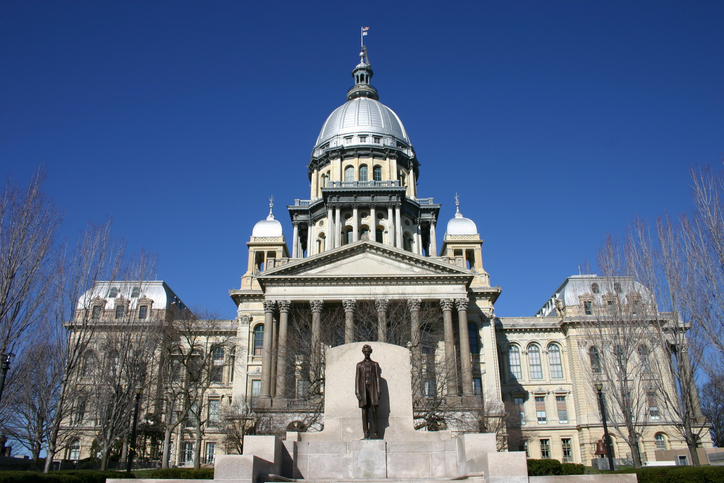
[306,222,313,257]
[387,205,394,246]
[375,298,388,342]
[440,299,457,396]
[270,312,279,398]
[310,300,323,379]
[408,298,422,397]
[352,205,359,242]
[456,297,474,397]
[370,206,376,241]
[415,220,422,255]
[335,206,342,247]
[327,206,335,250]
[395,205,402,248]
[343,299,356,344]
[275,300,291,398]
[292,223,299,258]
[430,218,437,257]
[260,300,276,401]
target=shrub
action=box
[560,462,585,475]
[621,465,724,483]
[527,458,562,476]
[145,468,214,479]
[0,471,133,483]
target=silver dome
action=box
[445,198,478,236]
[252,215,283,237]
[314,97,410,149]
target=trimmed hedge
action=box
[561,462,585,475]
[527,459,585,476]
[0,471,134,483]
[527,458,562,476]
[617,465,724,483]
[144,468,214,479]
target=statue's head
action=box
[362,344,372,356]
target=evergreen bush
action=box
[527,458,562,475]
[145,468,214,479]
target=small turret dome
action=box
[252,198,283,237]
[445,196,478,236]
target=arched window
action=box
[321,174,328,188]
[344,166,354,182]
[655,433,667,450]
[529,344,543,379]
[373,165,382,182]
[253,325,264,356]
[508,345,522,380]
[638,345,651,373]
[468,323,479,354]
[549,343,563,379]
[69,439,81,460]
[589,346,602,374]
[359,165,368,182]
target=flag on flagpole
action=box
[362,26,369,36]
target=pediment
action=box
[260,241,471,279]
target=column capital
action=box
[407,298,422,312]
[310,299,324,314]
[375,298,389,313]
[343,299,356,313]
[277,300,291,313]
[440,298,455,312]
[455,298,469,311]
[263,300,277,313]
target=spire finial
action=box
[361,26,369,49]
[347,28,378,101]
[455,194,463,218]
[267,195,275,220]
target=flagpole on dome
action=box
[361,26,369,49]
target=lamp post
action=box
[0,353,13,405]
[595,381,615,471]
[126,385,143,473]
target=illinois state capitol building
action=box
[63,46,709,467]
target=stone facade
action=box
[61,47,711,469]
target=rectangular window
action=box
[424,379,436,398]
[373,136,381,144]
[205,442,216,465]
[536,396,547,424]
[211,347,224,383]
[251,380,261,405]
[472,377,482,396]
[358,135,367,143]
[549,346,564,379]
[138,305,148,320]
[208,399,220,427]
[74,399,86,425]
[509,348,522,380]
[297,379,309,398]
[561,438,573,463]
[182,442,194,465]
[584,301,593,315]
[648,392,660,420]
[115,305,124,319]
[529,347,543,379]
[521,441,529,457]
[514,396,526,424]
[540,439,550,459]
[557,395,568,423]
[92,306,101,319]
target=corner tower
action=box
[287,47,441,258]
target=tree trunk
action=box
[161,427,173,469]
[193,418,202,469]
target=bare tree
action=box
[158,309,234,469]
[2,335,64,467]
[43,221,127,473]
[218,401,257,455]
[0,170,61,403]
[700,372,724,447]
[626,217,709,465]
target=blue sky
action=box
[1,1,723,319]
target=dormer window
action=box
[131,286,140,298]
[92,306,102,320]
[614,282,622,293]
[108,287,119,298]
[115,305,124,320]
[591,283,599,294]
[138,306,148,320]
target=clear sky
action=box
[1,1,722,320]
